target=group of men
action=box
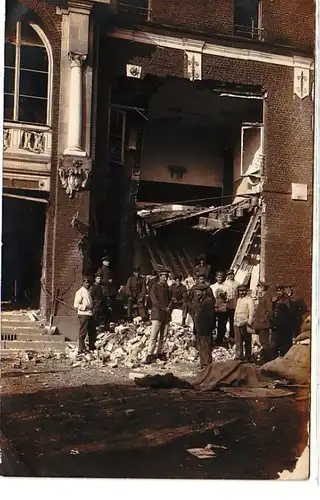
[73,254,308,368]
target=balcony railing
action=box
[234,23,264,41]
[118,2,152,22]
[3,122,52,157]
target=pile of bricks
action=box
[66,318,236,369]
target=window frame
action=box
[4,21,53,126]
[118,0,152,22]
[233,0,264,41]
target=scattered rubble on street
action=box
[65,318,237,370]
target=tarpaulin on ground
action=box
[192,359,269,391]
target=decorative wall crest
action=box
[294,67,310,99]
[185,51,202,82]
[126,64,142,79]
[20,130,45,154]
[58,156,92,198]
[3,129,11,151]
[168,165,187,180]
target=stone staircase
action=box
[1,311,66,352]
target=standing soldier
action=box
[234,284,255,361]
[270,285,292,358]
[285,285,309,339]
[125,267,148,322]
[169,274,188,326]
[189,273,216,368]
[195,254,211,283]
[224,269,240,342]
[90,274,104,331]
[96,255,115,329]
[210,271,228,346]
[73,276,95,354]
[252,280,272,362]
[146,269,171,364]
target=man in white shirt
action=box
[210,271,228,346]
[224,269,240,342]
[74,276,95,354]
[234,284,255,361]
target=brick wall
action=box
[20,1,62,317]
[151,0,233,37]
[111,1,314,51]
[99,36,313,306]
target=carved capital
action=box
[68,52,87,68]
[58,155,92,198]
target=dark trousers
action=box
[234,325,252,360]
[216,311,228,344]
[257,328,270,360]
[195,324,213,368]
[78,315,96,352]
[127,296,148,320]
[270,329,293,358]
[227,308,235,339]
[102,296,113,328]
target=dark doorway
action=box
[1,192,46,309]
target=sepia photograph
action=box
[0,0,319,488]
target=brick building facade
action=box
[2,0,314,337]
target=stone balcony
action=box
[2,122,52,192]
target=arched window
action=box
[4,20,52,125]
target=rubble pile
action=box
[65,319,236,369]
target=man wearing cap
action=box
[90,274,104,330]
[168,274,188,326]
[74,276,96,354]
[195,254,211,282]
[252,280,272,361]
[270,285,292,358]
[96,256,115,328]
[146,269,171,364]
[189,274,216,368]
[234,284,255,361]
[224,269,240,342]
[210,271,228,346]
[285,285,309,339]
[125,267,148,322]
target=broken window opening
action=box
[118,0,152,22]
[234,0,263,40]
[240,124,264,177]
[108,108,126,164]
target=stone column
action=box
[64,52,87,156]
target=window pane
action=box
[21,21,43,46]
[4,67,15,94]
[4,94,14,121]
[20,45,48,72]
[234,0,259,27]
[20,69,48,98]
[18,96,47,124]
[5,42,16,67]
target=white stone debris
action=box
[63,318,236,369]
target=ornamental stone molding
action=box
[58,155,92,198]
[68,52,87,68]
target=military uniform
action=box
[189,282,215,368]
[125,271,148,321]
[270,286,292,358]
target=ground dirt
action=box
[0,356,310,479]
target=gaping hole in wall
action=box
[1,190,47,309]
[93,39,264,285]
